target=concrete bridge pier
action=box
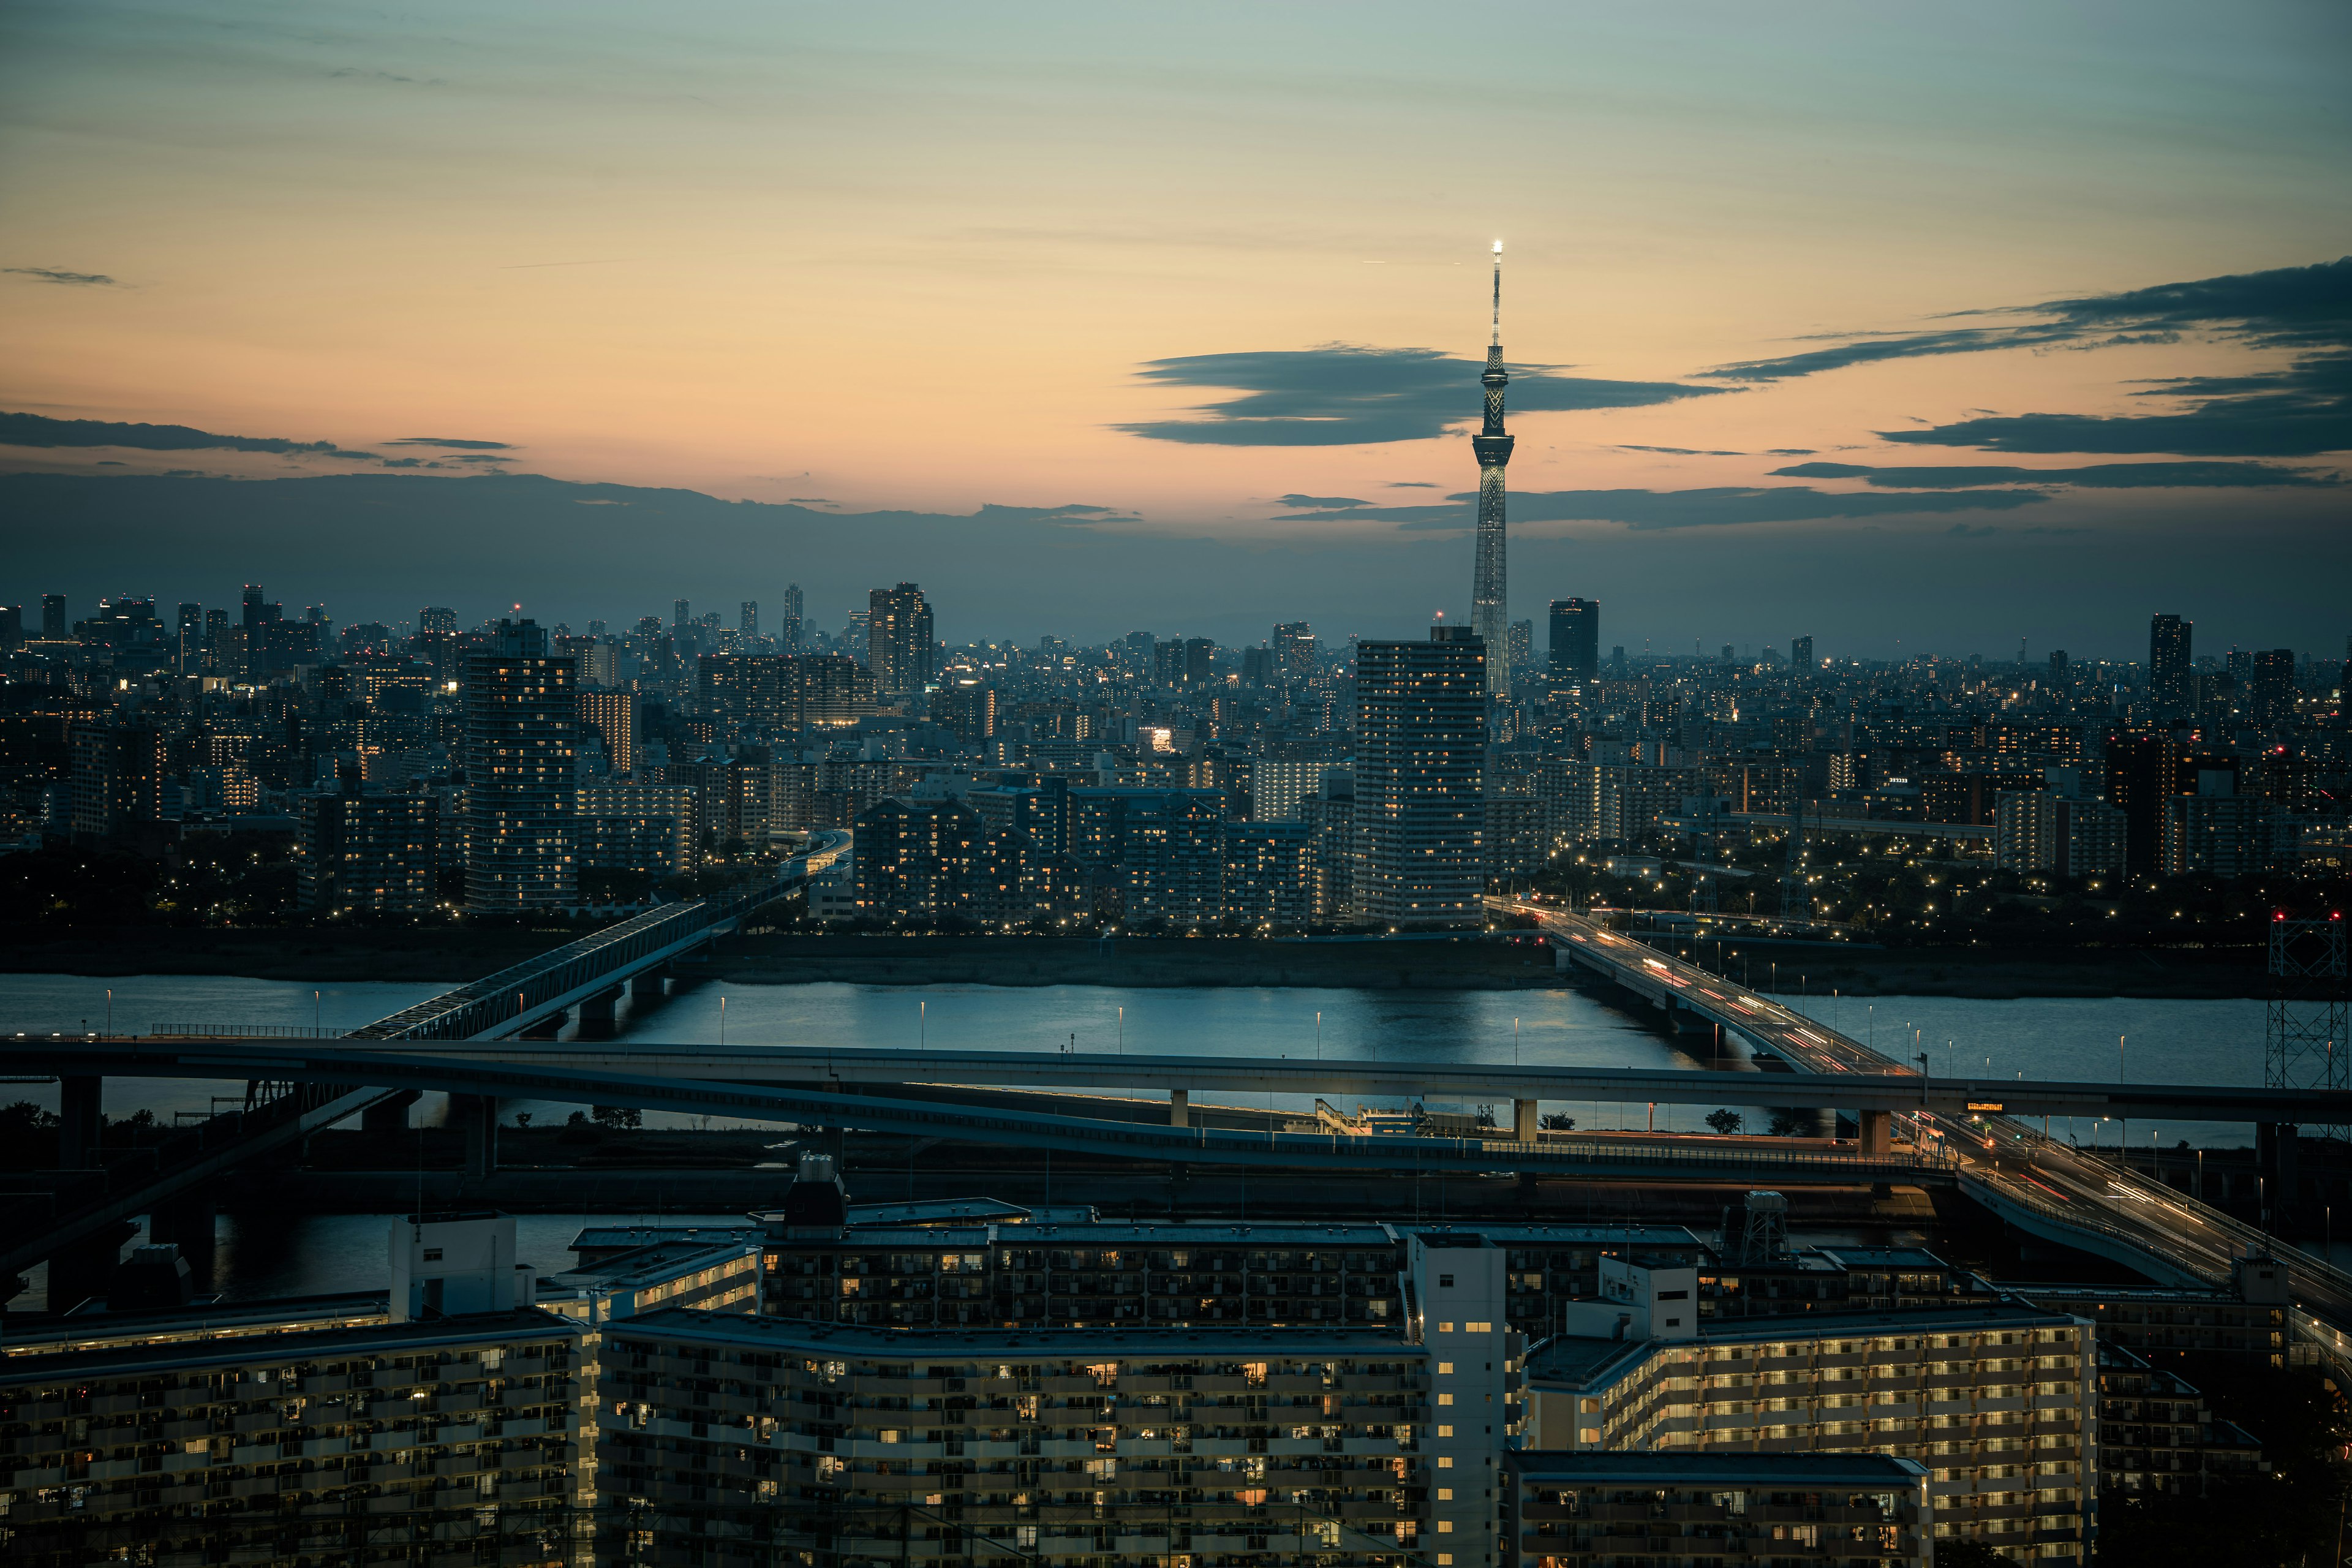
[361,1090,421,1136]
[631,968,671,1003]
[519,1009,568,1041]
[1513,1098,1540,1142]
[1859,1110,1891,1156]
[1169,1090,1189,1129]
[576,986,625,1039]
[455,1095,499,1178]
[58,1075,102,1170]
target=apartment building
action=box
[1504,1450,1932,1567]
[2092,1343,2264,1500]
[755,1208,1709,1335]
[0,1309,582,1568]
[598,1311,1447,1568]
[1521,1259,2094,1561]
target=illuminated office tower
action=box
[779,582,804,649]
[739,600,758,639]
[867,582,935,704]
[1549,598,1599,682]
[578,688,636,776]
[1792,633,1814,671]
[464,619,578,911]
[1273,620,1318,680]
[1354,624,1487,927]
[1469,241,1515,695]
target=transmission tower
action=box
[2268,912,2348,1140]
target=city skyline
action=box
[2,3,2349,652]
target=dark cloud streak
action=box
[1773,459,2335,489]
[1277,486,2047,530]
[1120,345,1722,447]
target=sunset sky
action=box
[2,1,2347,654]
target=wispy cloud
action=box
[972,502,1137,524]
[0,410,368,458]
[5,267,118,287]
[1772,459,2334,489]
[385,436,513,450]
[1705,257,2352,459]
[1120,344,1723,447]
[1275,485,2045,530]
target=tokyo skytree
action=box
[1469,240,1514,695]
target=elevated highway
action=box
[0,831,848,1298]
[9,1038,2338,1128]
[1499,899,2352,1320]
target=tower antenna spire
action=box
[1491,239,1503,346]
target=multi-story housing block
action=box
[0,1310,582,1568]
[598,1313,1442,1568]
[1504,1450,1932,1567]
[1523,1265,2094,1562]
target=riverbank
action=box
[0,926,2272,997]
[1725,944,2268,1000]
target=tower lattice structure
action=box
[2268,912,2348,1139]
[1470,241,1514,696]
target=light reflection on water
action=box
[0,970,2271,1308]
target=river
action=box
[0,971,2275,1307]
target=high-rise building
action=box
[2051,648,2070,679]
[2149,612,2192,714]
[932,679,997,745]
[240,583,265,633]
[69,725,165,842]
[2250,647,2296,726]
[780,581,804,649]
[2162,783,2293,878]
[578,688,635,776]
[1272,620,1318,680]
[1507,617,1532,677]
[463,619,578,911]
[1996,790,2127,880]
[2101,728,2177,877]
[41,592,67,639]
[739,600,758,638]
[0,605,20,649]
[418,605,456,636]
[174,602,202,673]
[1548,598,1599,682]
[1791,633,1814,671]
[1354,624,1487,927]
[197,606,227,675]
[1469,241,1515,695]
[672,597,690,630]
[866,582,935,704]
[1219,820,1314,927]
[297,788,440,912]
